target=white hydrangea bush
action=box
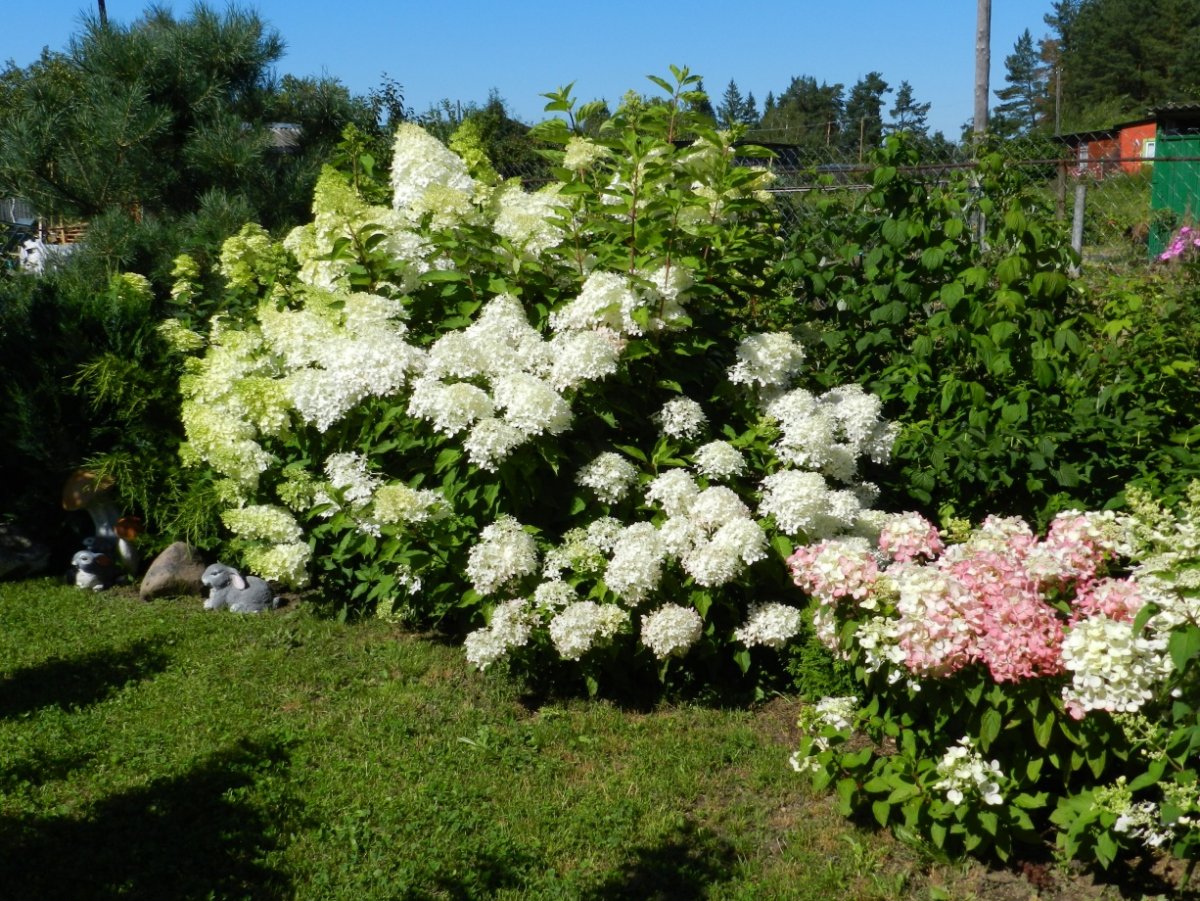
[174,73,899,690]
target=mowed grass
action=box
[0,579,942,900]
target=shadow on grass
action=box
[0,640,170,718]
[0,738,294,900]
[0,746,92,791]
[580,821,738,900]
[418,848,540,900]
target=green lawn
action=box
[0,580,1056,899]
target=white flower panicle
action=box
[640,603,704,659]
[221,505,303,544]
[759,470,863,539]
[492,372,573,436]
[728,332,806,390]
[241,541,312,587]
[1060,615,1173,718]
[735,602,805,648]
[563,136,610,170]
[790,694,860,774]
[656,397,707,440]
[549,601,628,659]
[464,599,534,670]
[693,440,747,481]
[407,378,495,436]
[324,452,381,508]
[543,330,622,391]
[549,270,687,338]
[391,123,476,215]
[465,516,539,596]
[645,470,701,518]
[531,580,578,611]
[576,452,639,504]
[492,183,566,255]
[765,384,896,481]
[604,522,669,604]
[463,418,528,471]
[370,484,449,526]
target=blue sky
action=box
[7,2,1054,138]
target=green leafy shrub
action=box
[782,136,1200,528]
[172,69,908,696]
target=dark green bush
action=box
[780,135,1200,527]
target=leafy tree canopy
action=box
[0,2,379,233]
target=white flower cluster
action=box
[258,290,423,434]
[693,440,747,481]
[1060,615,1173,717]
[645,470,702,517]
[531,580,577,611]
[465,516,539,596]
[549,601,629,659]
[492,183,565,256]
[640,603,704,659]
[758,470,867,539]
[323,451,382,508]
[765,384,896,482]
[604,522,669,603]
[727,332,806,390]
[220,504,303,544]
[669,487,768,587]
[591,475,768,601]
[218,504,312,587]
[178,328,281,494]
[241,541,312,587]
[542,519,622,581]
[932,737,1005,807]
[370,484,449,526]
[656,397,707,440]
[563,136,610,170]
[576,452,639,504]
[410,293,619,470]
[734,602,804,648]
[286,168,430,294]
[549,269,689,338]
[463,599,534,670]
[391,123,476,216]
[1115,801,1173,849]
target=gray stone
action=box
[139,542,207,601]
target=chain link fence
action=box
[757,134,1169,270]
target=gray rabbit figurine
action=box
[71,548,116,591]
[200,563,277,613]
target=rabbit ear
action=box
[231,572,247,591]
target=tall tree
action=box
[0,4,375,231]
[1056,0,1200,128]
[992,29,1049,136]
[887,80,931,136]
[716,79,757,129]
[758,75,844,147]
[842,71,890,155]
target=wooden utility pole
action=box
[98,1,108,26]
[974,0,991,137]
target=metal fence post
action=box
[1071,179,1086,275]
